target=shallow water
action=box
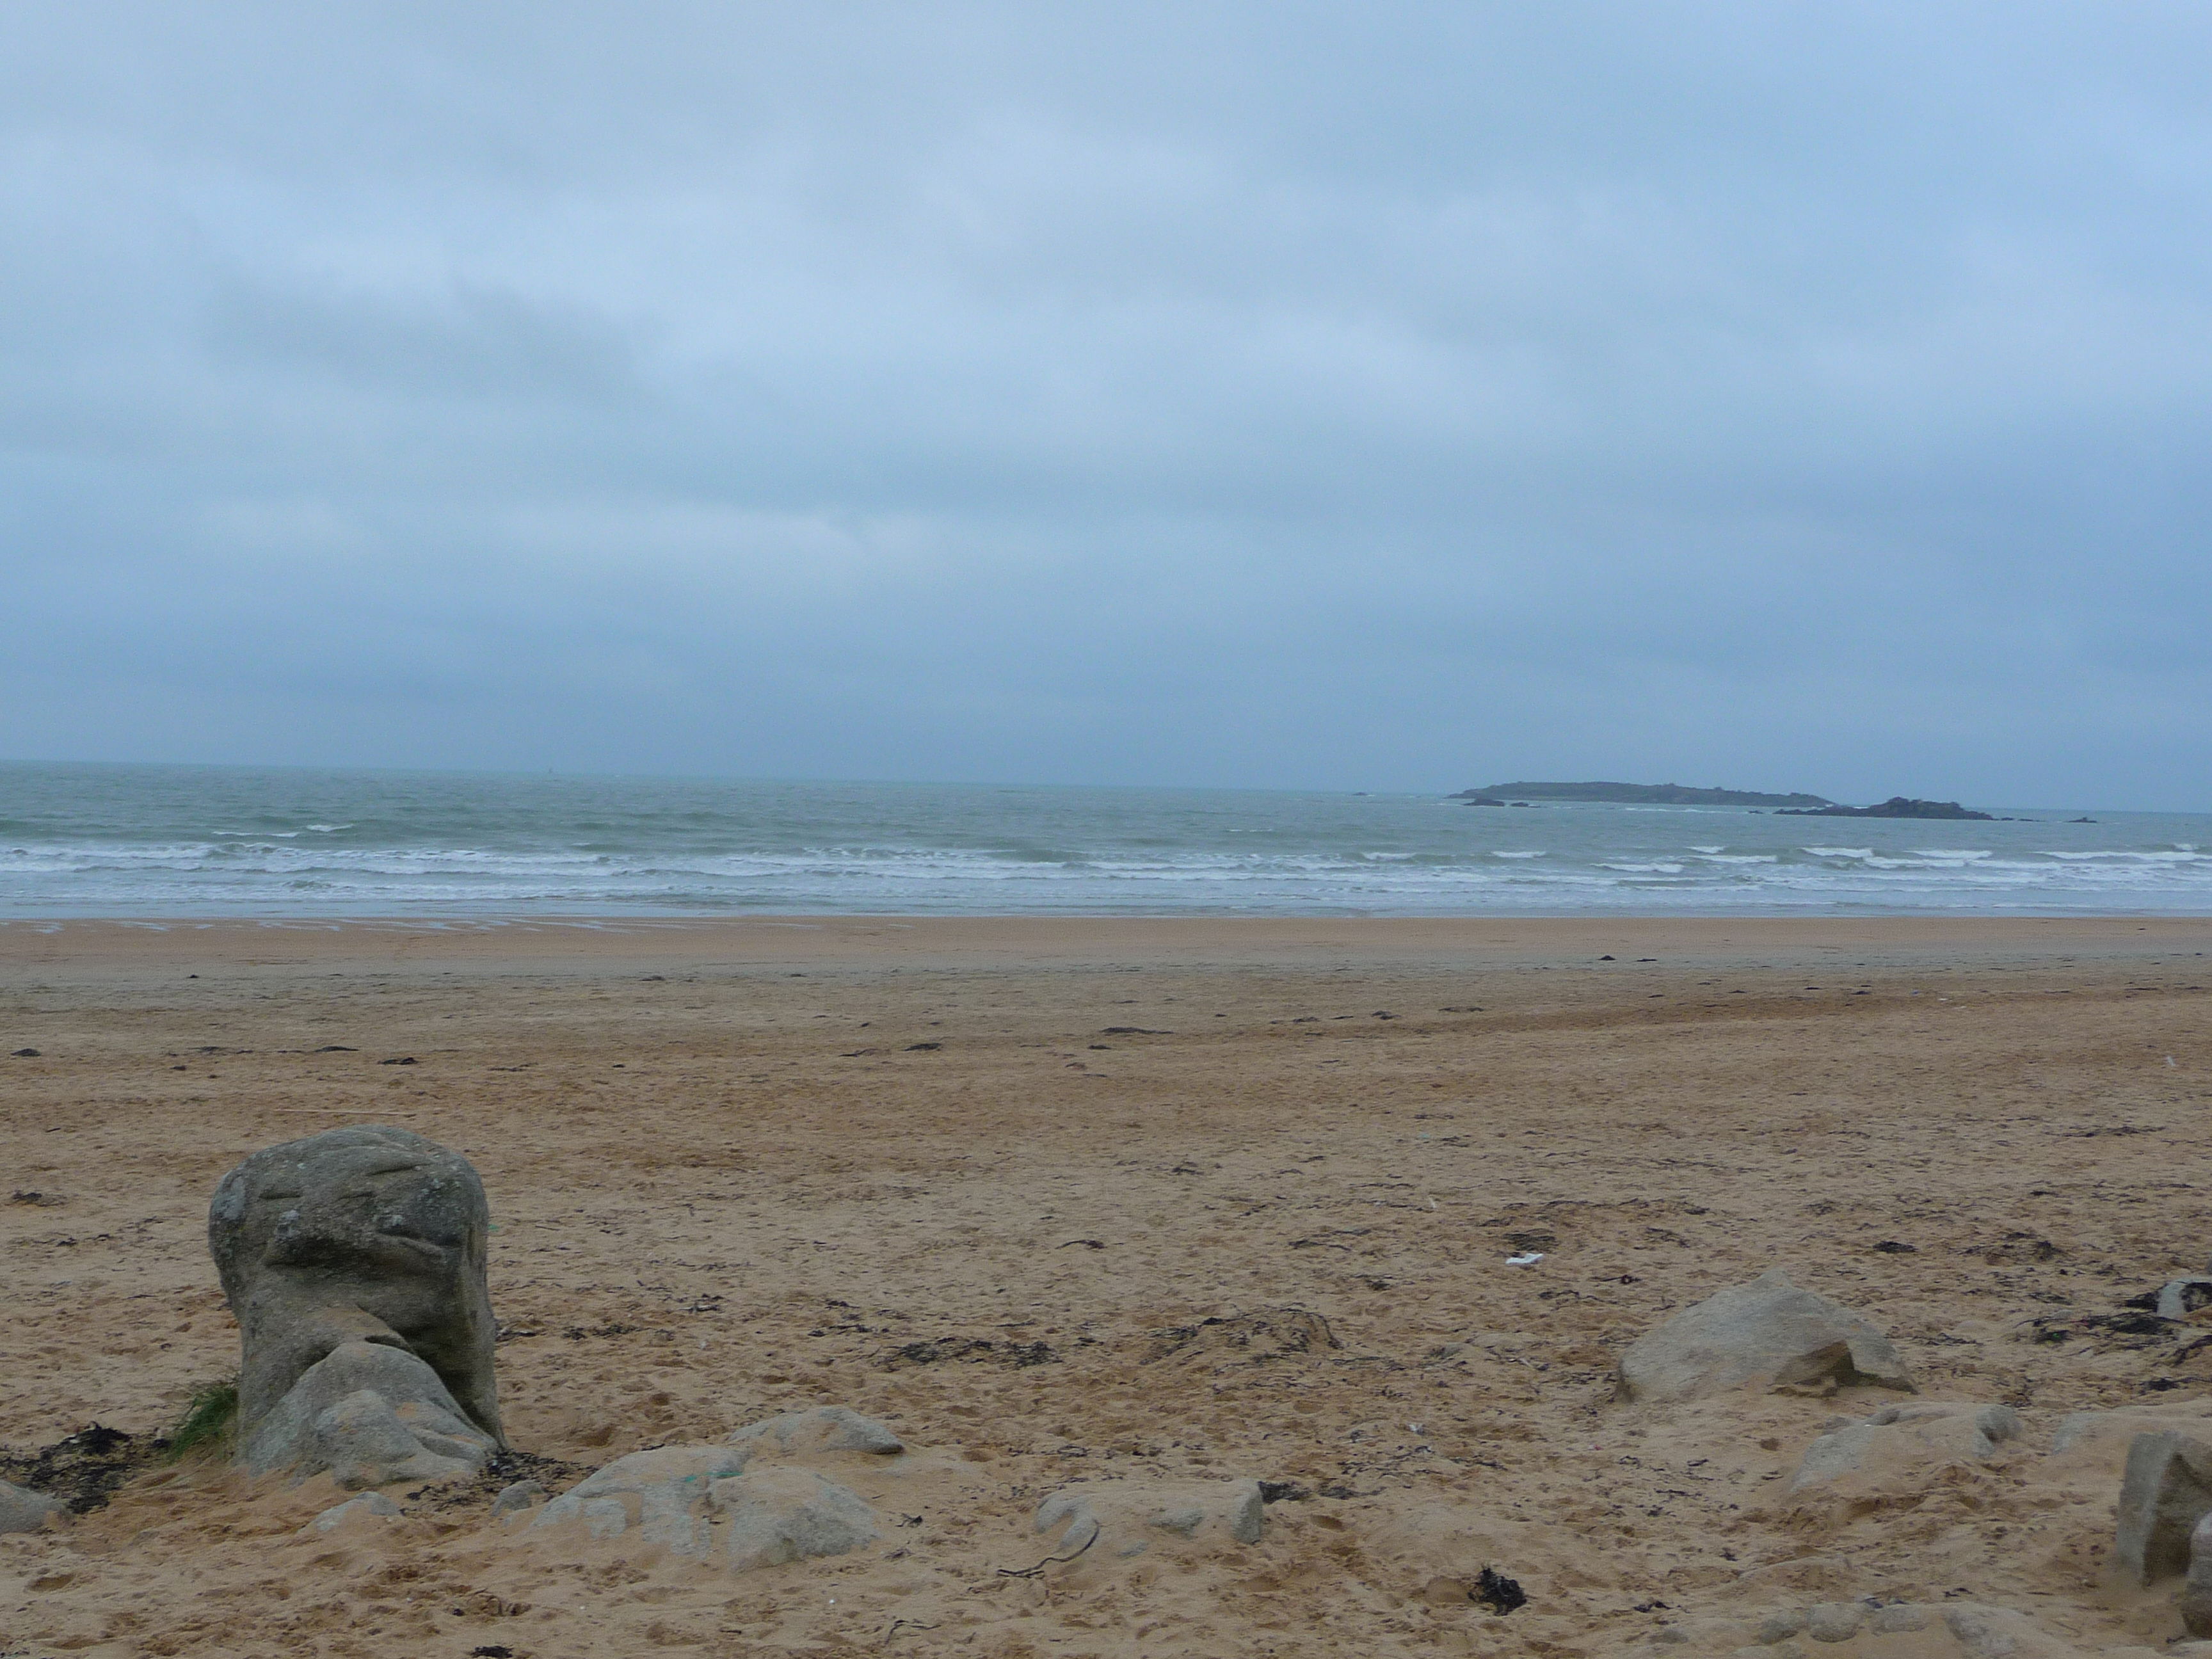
[1,762,2207,917]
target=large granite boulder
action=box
[209,1126,503,1454]
[1615,1269,1914,1404]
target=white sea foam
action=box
[2045,848,2208,862]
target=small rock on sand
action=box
[305,1490,401,1534]
[527,1441,879,1569]
[1787,1402,2023,1497]
[240,1340,497,1488]
[1615,1268,1914,1404]
[1034,1479,1265,1560]
[0,1479,66,1533]
[490,1480,547,1518]
[725,1406,903,1459]
[719,1466,879,1571]
[2181,1509,2212,1636]
[529,1444,751,1550]
[2117,1430,2212,1585]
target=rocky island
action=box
[1775,797,1996,820]
[1455,781,1834,808]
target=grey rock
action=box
[239,1338,497,1487]
[577,1496,629,1537]
[1804,1601,1861,1642]
[1866,1401,2022,1441]
[1939,1603,2084,1657]
[1788,1402,2023,1495]
[1034,1479,1265,1560]
[490,1479,547,1518]
[726,1406,903,1459]
[2051,1404,2212,1463]
[1649,1619,1754,1646]
[209,1126,503,1450]
[529,1442,874,1569]
[307,1490,401,1532]
[2182,1509,2212,1637]
[716,1466,878,1571]
[2117,1430,2212,1585]
[1727,1603,2074,1657]
[1787,1424,1879,1491]
[533,1444,752,1551]
[1754,1609,1809,1643]
[0,1479,65,1533]
[1616,1269,1914,1404]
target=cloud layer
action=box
[6,2,2211,806]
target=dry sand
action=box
[5,914,2212,1656]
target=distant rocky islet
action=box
[1454,781,1834,808]
[1454,780,2017,819]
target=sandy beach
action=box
[7,913,2212,1656]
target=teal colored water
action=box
[1,762,2208,917]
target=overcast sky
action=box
[4,3,2209,807]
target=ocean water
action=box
[2,762,2210,918]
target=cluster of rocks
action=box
[1615,1267,2212,1652]
[13,1126,2212,1656]
[5,1128,1276,1581]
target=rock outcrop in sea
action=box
[1454,781,1834,808]
[1775,796,1997,819]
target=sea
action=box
[2,762,2209,919]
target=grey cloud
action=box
[202,279,641,403]
[3,1,2211,805]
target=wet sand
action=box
[6,915,2212,1656]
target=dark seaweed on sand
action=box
[0,1423,161,1514]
